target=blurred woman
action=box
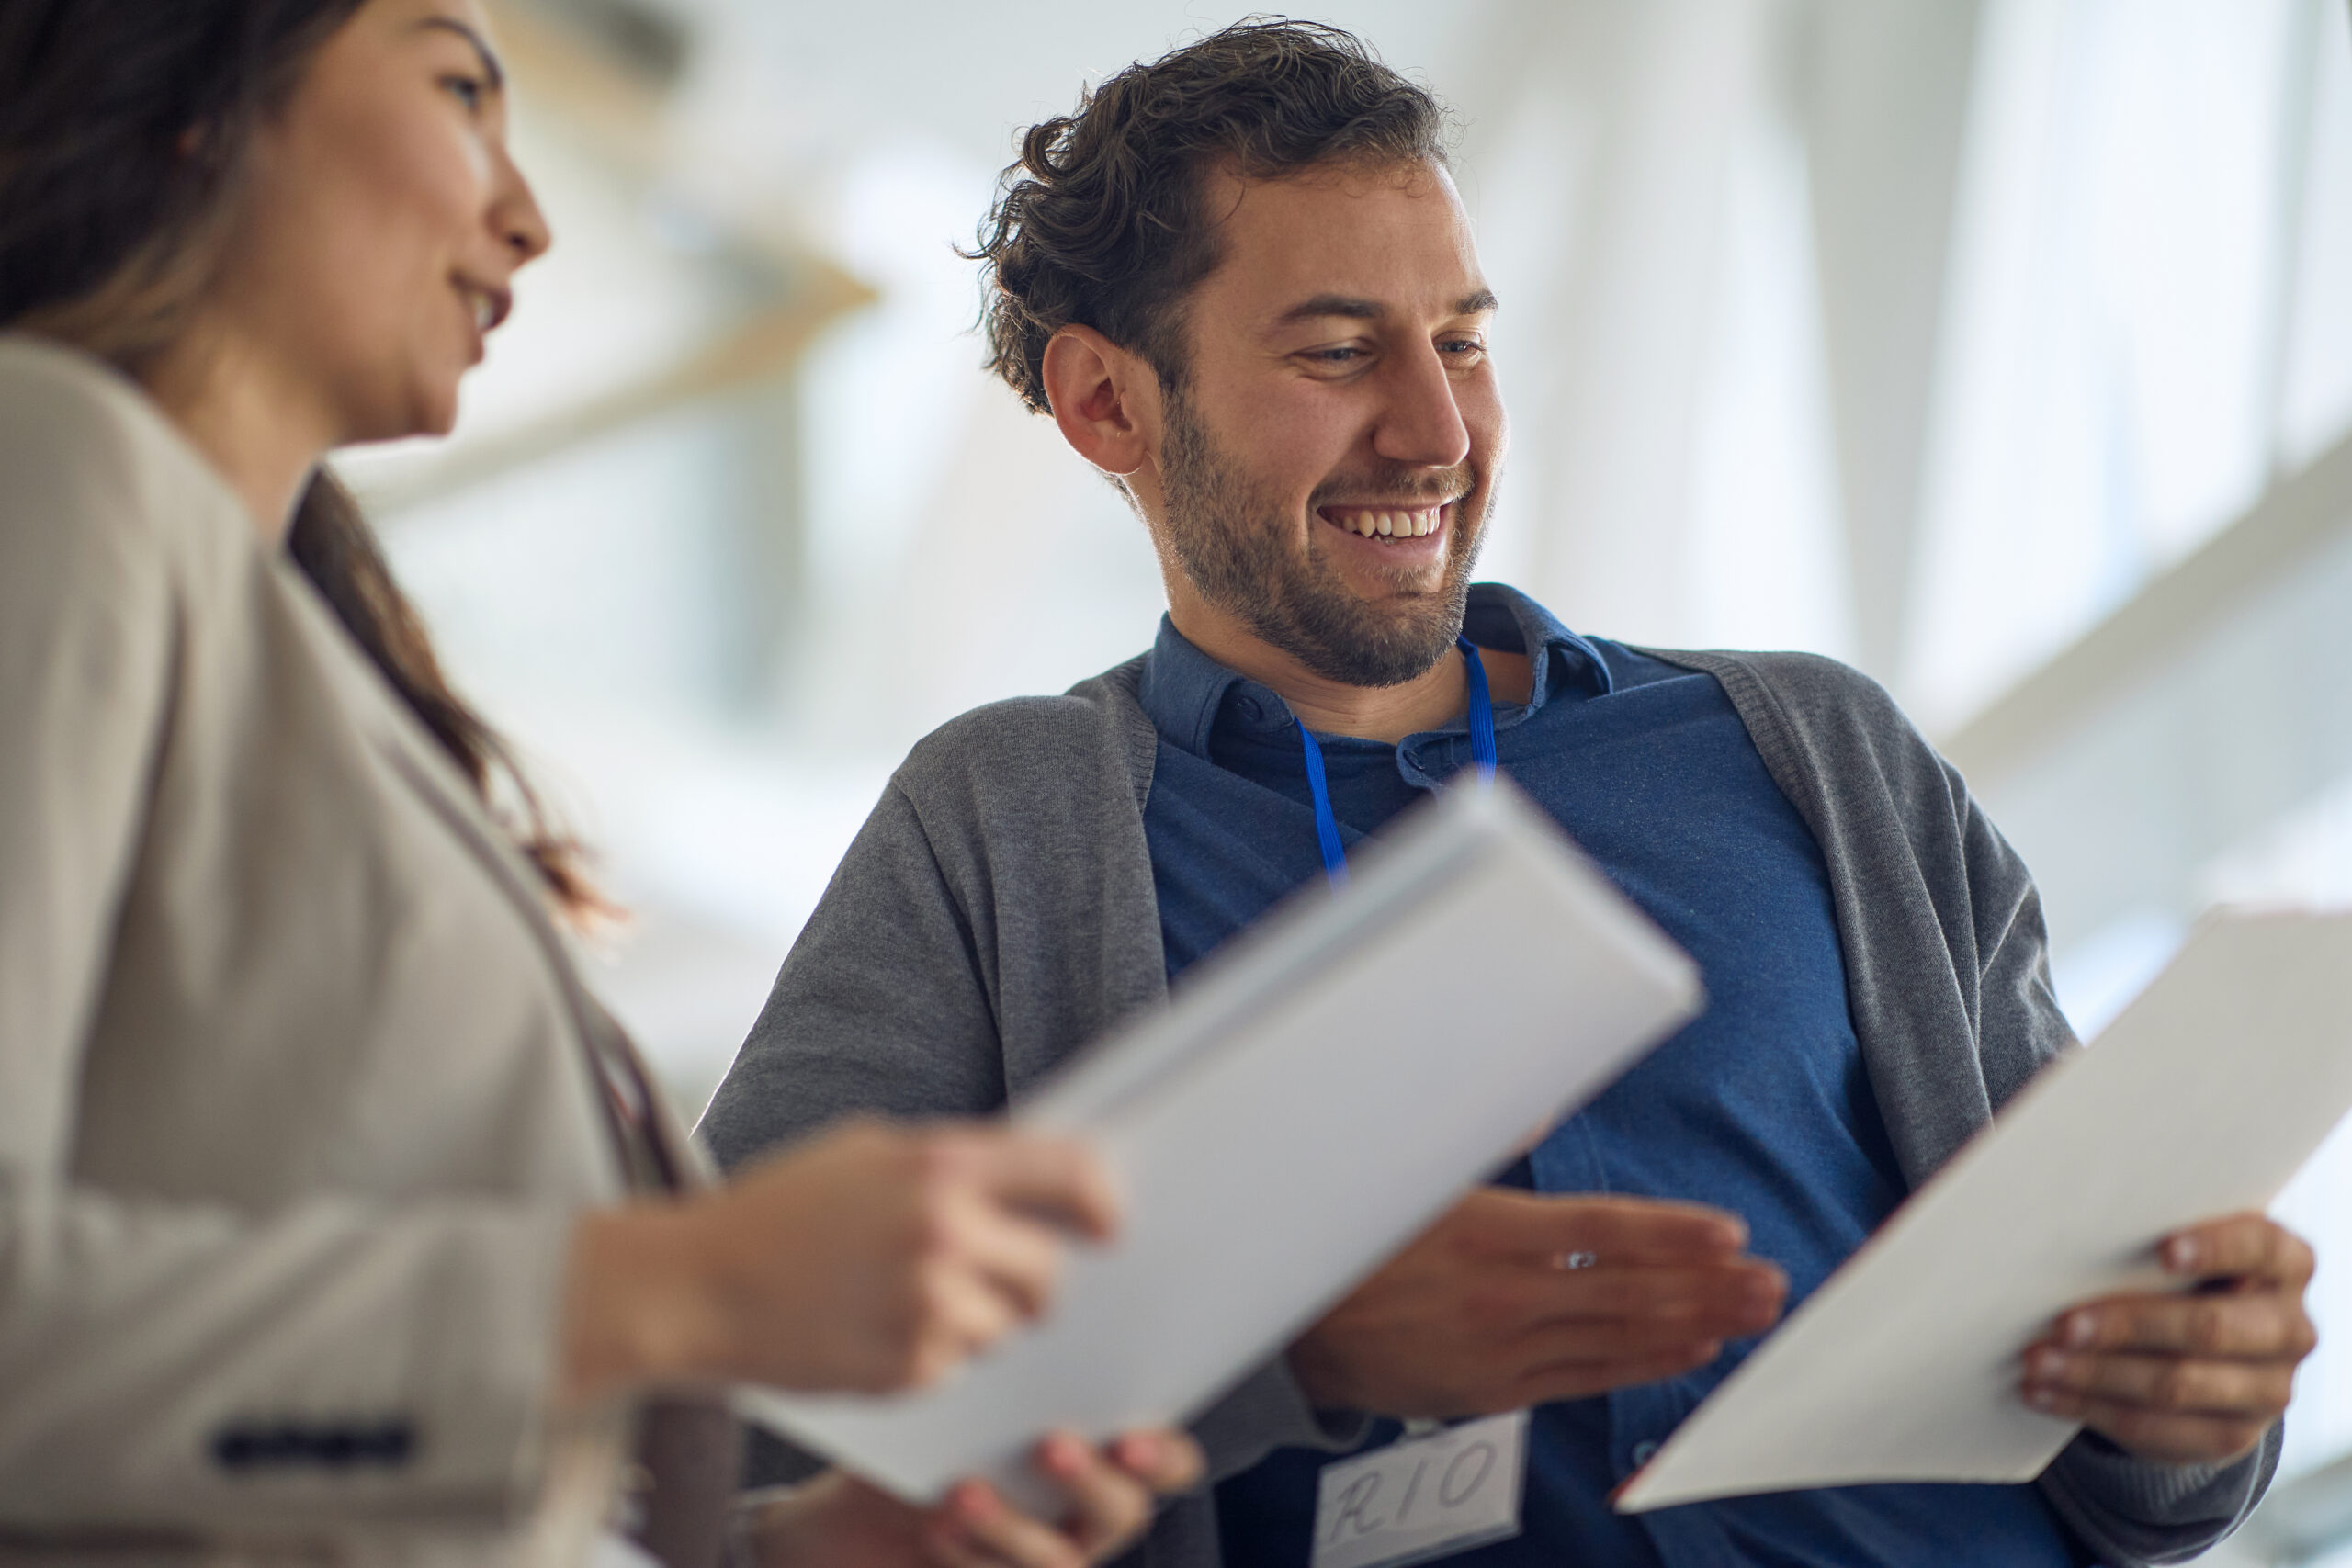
[0,2,1198,1564]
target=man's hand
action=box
[1289,1190,1787,1417]
[750,1430,1205,1568]
[2020,1213,2317,1463]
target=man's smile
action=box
[1316,500,1455,543]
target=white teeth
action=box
[1331,506,1447,538]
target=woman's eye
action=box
[441,74,486,111]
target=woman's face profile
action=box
[208,0,550,446]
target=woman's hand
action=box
[747,1430,1206,1568]
[2019,1213,2316,1463]
[560,1119,1119,1402]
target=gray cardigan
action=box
[701,647,2279,1567]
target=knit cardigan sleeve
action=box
[697,671,1368,1562]
[1657,648,2280,1566]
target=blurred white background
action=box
[337,0,2352,1556]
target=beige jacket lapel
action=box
[272,559,704,1195]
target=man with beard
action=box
[700,19,2312,1568]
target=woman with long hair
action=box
[0,2,1198,1563]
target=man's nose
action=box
[1371,343,1472,469]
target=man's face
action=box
[1148,157,1505,688]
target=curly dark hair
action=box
[969,17,1451,414]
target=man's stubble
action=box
[1153,385,1490,689]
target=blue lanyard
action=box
[1297,637,1498,887]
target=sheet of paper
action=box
[736,779,1702,1512]
[1616,908,2352,1512]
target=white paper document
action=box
[737,779,1702,1509]
[1616,908,2352,1513]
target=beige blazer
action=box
[0,337,674,1564]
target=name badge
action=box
[1310,1410,1530,1568]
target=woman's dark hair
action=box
[968,17,1451,414]
[0,0,602,916]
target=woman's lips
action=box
[453,279,511,333]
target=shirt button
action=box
[1630,1439,1660,1468]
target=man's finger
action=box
[2026,1392,2272,1465]
[2159,1213,2315,1288]
[922,1482,1012,1568]
[2023,1347,2296,1417]
[1032,1432,1153,1555]
[1111,1429,1207,1494]
[1508,1278,1769,1360]
[922,1519,1001,1568]
[1459,1190,1748,1263]
[2051,1290,2316,1360]
[936,1480,1085,1568]
[1504,1260,1786,1334]
[1536,1195,1751,1262]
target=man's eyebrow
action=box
[1273,294,1384,326]
[415,16,506,90]
[1272,288,1501,328]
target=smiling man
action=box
[700,20,2312,1568]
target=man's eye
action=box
[1441,337,1487,361]
[1306,346,1366,366]
[442,74,486,111]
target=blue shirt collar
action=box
[1136,582,1613,761]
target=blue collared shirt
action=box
[1137,584,2090,1568]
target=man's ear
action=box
[1042,325,1158,478]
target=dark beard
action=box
[1156,389,1487,689]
